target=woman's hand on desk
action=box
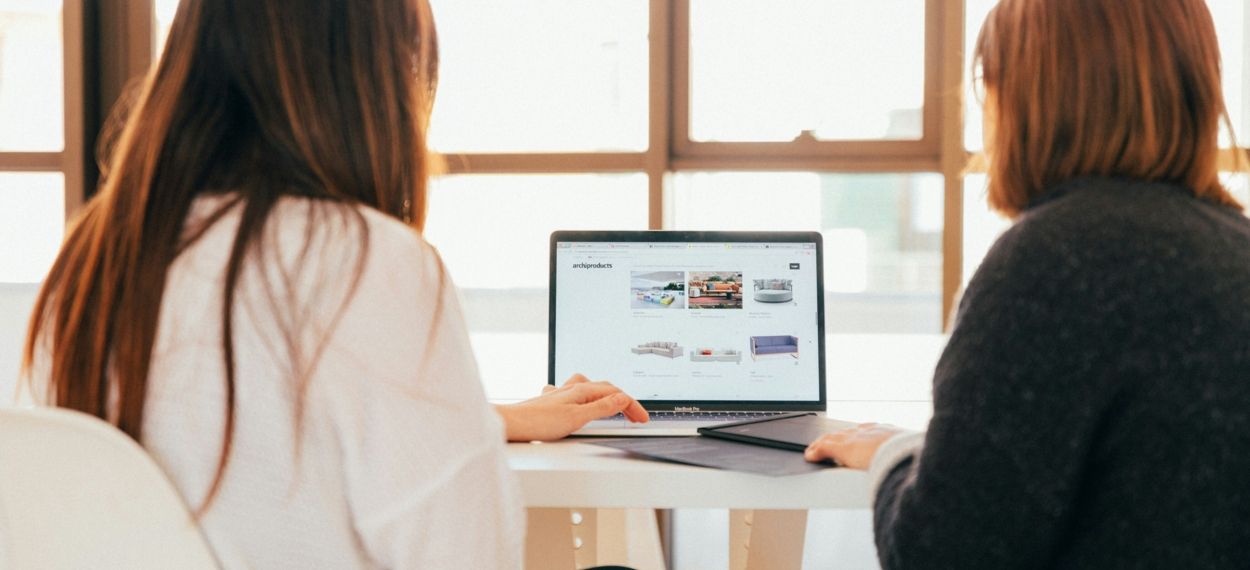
[804,423,905,469]
[495,374,649,442]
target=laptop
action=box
[548,231,827,436]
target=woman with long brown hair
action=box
[806,0,1250,567]
[21,0,645,567]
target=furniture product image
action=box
[689,281,742,298]
[750,336,799,360]
[753,279,794,303]
[690,348,743,363]
[631,342,684,358]
[638,291,676,305]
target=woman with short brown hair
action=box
[806,1,1250,567]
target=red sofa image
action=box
[690,281,740,296]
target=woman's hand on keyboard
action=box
[495,374,649,442]
[803,423,904,469]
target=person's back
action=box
[17,1,518,564]
[19,0,663,566]
[877,177,1250,568]
[801,1,1250,567]
[133,195,521,568]
[1038,179,1250,566]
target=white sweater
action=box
[43,196,524,568]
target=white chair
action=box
[0,406,219,569]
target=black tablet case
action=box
[698,412,858,452]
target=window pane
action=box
[690,0,926,142]
[0,2,63,151]
[0,172,64,283]
[1208,0,1247,145]
[154,0,178,56]
[670,172,943,333]
[966,0,1249,151]
[964,0,996,152]
[961,174,1010,288]
[426,174,649,289]
[427,0,648,153]
[423,174,648,399]
[1222,172,1250,208]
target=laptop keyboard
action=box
[607,411,788,422]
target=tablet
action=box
[698,412,858,452]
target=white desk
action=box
[507,440,869,510]
[507,440,875,570]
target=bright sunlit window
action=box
[0,1,63,152]
[20,0,1247,392]
[0,172,64,283]
[0,1,65,284]
[669,172,943,332]
[424,174,648,398]
[690,0,927,142]
[154,0,177,54]
[429,0,648,153]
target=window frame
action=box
[669,0,945,162]
[0,0,157,238]
[42,0,1250,329]
[442,0,969,326]
[0,0,87,221]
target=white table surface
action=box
[506,439,870,510]
[503,335,945,513]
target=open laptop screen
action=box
[549,231,825,410]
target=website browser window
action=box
[552,240,822,403]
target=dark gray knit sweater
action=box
[875,177,1250,569]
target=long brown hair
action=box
[23,0,439,512]
[974,0,1241,216]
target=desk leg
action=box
[606,509,666,570]
[525,508,666,570]
[729,509,808,570]
[526,508,576,569]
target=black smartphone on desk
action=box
[698,412,858,452]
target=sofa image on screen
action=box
[631,341,684,358]
[690,348,742,363]
[687,275,744,309]
[752,279,794,303]
[750,336,799,360]
[638,291,676,305]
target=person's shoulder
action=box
[257,197,449,324]
[354,203,433,254]
[966,180,1156,300]
[267,196,437,268]
[972,177,1250,301]
[1018,177,1246,241]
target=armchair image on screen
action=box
[750,336,799,360]
[752,279,794,303]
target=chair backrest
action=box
[0,406,219,569]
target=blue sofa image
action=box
[750,335,799,360]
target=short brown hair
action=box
[974,0,1241,217]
